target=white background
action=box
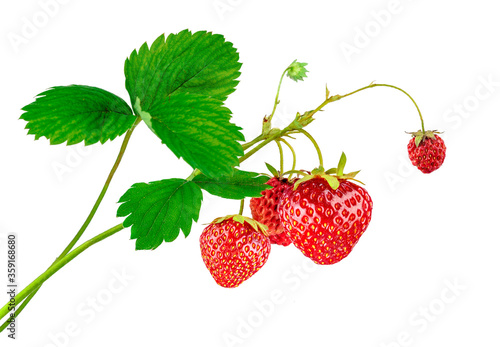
[1,0,499,346]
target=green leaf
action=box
[125,29,242,111]
[192,169,271,200]
[21,85,136,145]
[117,178,203,250]
[145,93,244,177]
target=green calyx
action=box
[286,60,308,82]
[293,152,363,191]
[265,162,280,177]
[407,129,443,147]
[213,215,269,237]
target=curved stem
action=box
[267,69,289,124]
[340,83,425,132]
[279,138,296,177]
[298,129,323,169]
[0,117,141,331]
[0,224,125,321]
[275,140,284,174]
[61,117,141,255]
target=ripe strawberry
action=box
[407,131,446,173]
[250,177,293,246]
[279,156,373,265]
[200,215,271,288]
[268,232,292,246]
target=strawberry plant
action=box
[0,29,446,333]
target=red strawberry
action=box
[250,177,293,246]
[200,215,271,288]
[279,158,373,265]
[269,232,292,246]
[407,131,446,173]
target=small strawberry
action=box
[250,176,293,246]
[407,130,446,174]
[200,215,271,288]
[279,154,373,265]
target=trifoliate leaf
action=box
[125,29,242,111]
[192,169,271,200]
[146,93,244,178]
[20,85,136,145]
[286,60,308,82]
[117,178,203,250]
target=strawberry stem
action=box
[340,83,426,132]
[279,138,296,178]
[275,140,284,174]
[241,134,265,151]
[0,224,125,323]
[0,116,142,330]
[239,199,245,215]
[298,129,324,169]
[266,67,289,126]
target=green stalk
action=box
[275,140,284,174]
[238,130,285,164]
[298,129,324,169]
[238,199,245,215]
[339,83,425,132]
[267,68,289,124]
[0,117,141,331]
[60,117,141,255]
[279,138,296,176]
[0,224,125,321]
[241,134,264,151]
